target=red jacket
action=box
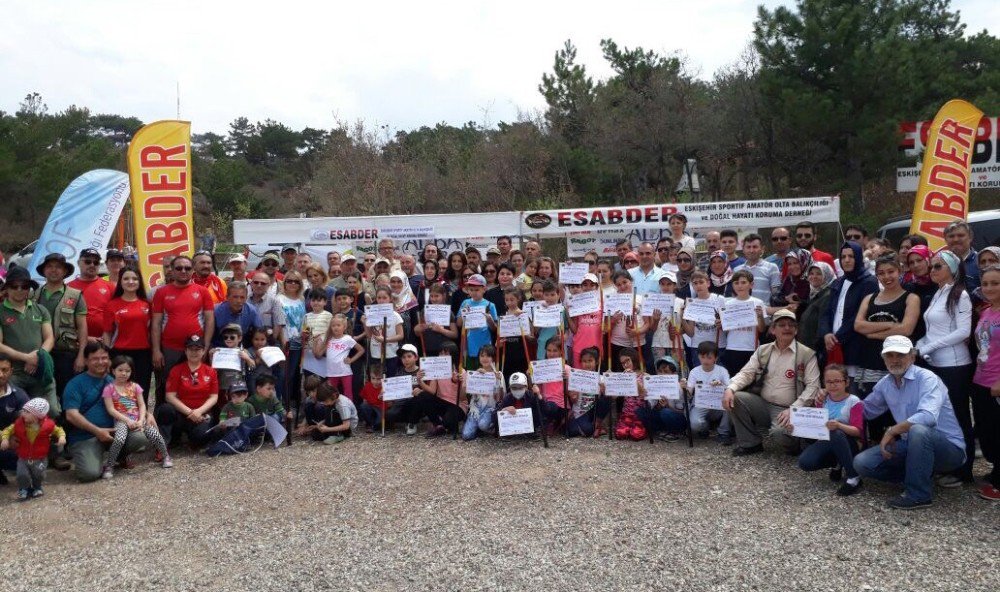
[13,416,56,460]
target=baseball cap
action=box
[400,344,418,356]
[375,257,390,266]
[342,253,357,262]
[660,271,677,284]
[105,248,125,260]
[509,372,528,388]
[281,244,298,253]
[23,398,50,419]
[185,335,206,349]
[581,273,599,284]
[465,274,486,287]
[486,247,501,256]
[221,323,243,335]
[882,335,914,355]
[655,356,679,371]
[771,309,797,323]
[227,253,247,265]
[79,247,102,261]
[260,253,281,265]
[229,380,249,394]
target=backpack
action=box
[205,414,267,456]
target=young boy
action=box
[248,374,291,421]
[497,372,542,434]
[358,362,388,432]
[457,274,498,370]
[210,323,255,395]
[650,272,680,361]
[305,382,358,444]
[389,343,428,435]
[636,356,688,441]
[0,398,65,500]
[685,341,733,445]
[218,381,255,427]
[301,289,334,379]
[721,270,767,377]
[533,280,566,360]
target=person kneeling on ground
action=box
[636,356,688,441]
[723,308,821,456]
[797,364,865,496]
[852,336,967,510]
[497,372,541,437]
[301,382,357,444]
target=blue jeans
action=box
[798,430,860,478]
[565,413,595,438]
[853,424,966,502]
[690,406,731,437]
[358,402,382,429]
[636,406,688,434]
[462,405,495,440]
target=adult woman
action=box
[481,262,499,291]
[418,259,446,307]
[155,335,219,448]
[621,252,639,273]
[916,250,975,487]
[853,256,921,437]
[450,266,476,316]
[485,263,515,316]
[537,257,559,285]
[102,268,153,396]
[820,241,879,378]
[674,247,696,297]
[304,263,335,310]
[773,248,811,313]
[389,270,419,334]
[797,262,835,360]
[345,272,372,308]
[508,249,525,273]
[668,213,697,251]
[597,260,616,299]
[969,265,1000,501]
[707,250,733,296]
[278,270,307,406]
[444,251,468,292]
[608,272,650,371]
[971,247,1000,310]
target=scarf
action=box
[782,248,813,281]
[839,241,870,282]
[709,250,733,287]
[390,270,417,312]
[807,262,835,298]
[979,247,1000,270]
[676,247,696,290]
[905,245,933,286]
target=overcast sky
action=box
[2,0,997,135]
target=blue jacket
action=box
[818,242,879,366]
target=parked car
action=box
[878,209,1000,251]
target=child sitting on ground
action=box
[565,347,610,438]
[636,356,688,441]
[460,345,504,441]
[612,347,648,441]
[0,398,65,500]
[248,374,291,423]
[101,355,172,478]
[218,380,255,428]
[302,382,358,444]
[687,341,733,445]
[497,372,542,435]
[210,323,256,397]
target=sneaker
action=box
[322,435,346,445]
[30,487,43,498]
[657,432,680,443]
[829,467,843,482]
[101,465,114,480]
[978,484,1000,501]
[887,495,933,510]
[16,488,30,501]
[836,480,863,497]
[936,475,964,489]
[162,456,174,469]
[716,434,734,446]
[732,444,764,457]
[405,423,418,435]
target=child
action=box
[246,327,281,394]
[210,323,255,395]
[682,271,726,371]
[514,258,538,297]
[566,347,610,438]
[100,355,172,478]
[218,380,255,425]
[497,372,542,433]
[303,382,358,444]
[636,356,688,441]
[530,339,568,434]
[313,314,365,401]
[721,270,767,377]
[650,272,681,361]
[248,374,292,423]
[301,289,335,380]
[0,398,64,500]
[498,288,534,384]
[797,364,865,496]
[457,274,498,370]
[461,345,504,441]
[293,375,324,435]
[332,287,368,403]
[386,343,432,435]
[686,341,733,445]
[414,283,458,356]
[568,274,604,367]
[357,362,388,432]
[421,343,466,438]
[533,280,566,359]
[612,348,647,441]
[365,287,405,377]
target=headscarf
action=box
[390,270,417,312]
[807,262,835,298]
[675,247,696,290]
[782,247,813,280]
[708,250,733,288]
[780,248,812,305]
[839,241,870,282]
[904,245,933,286]
[937,250,960,277]
[978,246,1000,269]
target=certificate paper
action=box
[423,304,451,327]
[462,308,488,329]
[604,372,639,397]
[641,293,676,317]
[532,305,564,328]
[568,290,600,317]
[466,371,499,395]
[790,407,830,441]
[498,314,531,338]
[643,374,680,400]
[530,358,564,384]
[694,384,725,410]
[721,300,759,331]
[211,348,242,371]
[497,408,535,436]
[567,368,600,394]
[683,299,718,325]
[364,303,395,327]
[603,293,634,317]
[382,375,414,401]
[259,346,286,367]
[559,262,589,285]
[420,356,453,380]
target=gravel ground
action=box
[1,432,996,592]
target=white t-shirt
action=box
[687,365,730,408]
[335,395,359,431]
[302,311,334,376]
[723,296,767,352]
[368,311,404,359]
[325,335,358,378]
[651,296,684,349]
[686,293,726,349]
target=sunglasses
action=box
[771,236,789,241]
[656,247,669,252]
[81,259,100,265]
[223,334,240,340]
[846,234,863,240]
[676,257,692,263]
[931,263,947,271]
[7,284,31,291]
[796,233,812,239]
[173,266,193,272]
[262,261,278,267]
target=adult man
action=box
[0,267,56,411]
[852,336,966,509]
[64,342,150,482]
[655,237,674,267]
[720,230,745,269]
[496,236,513,261]
[765,227,792,272]
[844,225,868,246]
[149,255,175,300]
[280,245,298,274]
[192,251,227,305]
[227,253,249,283]
[723,309,821,456]
[105,248,126,286]
[211,281,262,348]
[465,247,482,273]
[257,252,284,296]
[629,242,665,294]
[486,246,502,266]
[294,252,313,276]
[735,233,781,304]
[248,272,286,346]
[35,253,88,396]
[0,354,30,484]
[794,221,834,268]
[326,251,341,279]
[399,254,422,294]
[377,238,402,273]
[613,239,633,272]
[151,255,215,403]
[330,255,375,301]
[68,248,114,346]
[944,220,979,291]
[420,243,440,265]
[524,240,542,260]
[697,231,722,271]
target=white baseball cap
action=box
[400,344,419,356]
[228,254,247,265]
[509,372,528,388]
[882,335,914,355]
[581,273,599,284]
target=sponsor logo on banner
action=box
[128,121,194,288]
[308,226,434,242]
[897,115,999,192]
[524,213,552,229]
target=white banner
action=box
[896,116,999,192]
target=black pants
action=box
[971,383,1000,487]
[51,349,77,405]
[112,348,153,401]
[856,379,894,443]
[929,363,976,479]
[155,404,219,448]
[410,392,466,434]
[153,348,185,410]
[720,349,754,378]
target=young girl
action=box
[797,364,865,496]
[420,343,467,437]
[301,289,335,380]
[365,287,405,377]
[0,398,64,500]
[971,265,1000,501]
[650,272,680,361]
[314,314,365,401]
[515,258,539,298]
[246,328,280,394]
[101,356,172,478]
[414,283,458,356]
[565,347,610,438]
[461,345,504,440]
[530,339,568,435]
[612,348,647,441]
[682,271,725,372]
[499,288,534,385]
[568,274,604,367]
[597,260,616,300]
[721,270,767,377]
[608,272,650,372]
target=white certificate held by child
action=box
[211,348,242,371]
[695,384,726,410]
[604,372,639,397]
[790,407,830,441]
[603,293,634,317]
[498,314,531,338]
[683,299,718,325]
[643,374,680,400]
[530,358,564,384]
[382,375,414,401]
[420,356,453,381]
[466,370,498,395]
[567,368,600,394]
[641,293,676,317]
[532,305,564,328]
[462,308,488,329]
[365,303,395,327]
[423,304,451,327]
[720,300,758,331]
[568,290,600,317]
[558,262,589,285]
[497,408,535,436]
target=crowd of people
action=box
[0,214,997,511]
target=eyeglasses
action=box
[771,236,789,241]
[223,334,240,341]
[796,233,812,239]
[846,234,863,240]
[262,261,278,267]
[173,266,193,272]
[81,259,100,265]
[656,248,669,252]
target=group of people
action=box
[0,214,997,511]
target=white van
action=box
[877,209,1000,250]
